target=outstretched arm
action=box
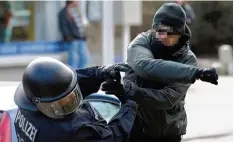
[76,63,133,98]
[76,66,104,98]
[125,80,190,109]
[124,52,198,109]
[127,34,198,84]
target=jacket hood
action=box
[172,24,191,56]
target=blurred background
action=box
[0,1,232,80]
[0,1,232,142]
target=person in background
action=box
[0,1,11,42]
[58,0,90,69]
[176,0,196,26]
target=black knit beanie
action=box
[152,3,187,35]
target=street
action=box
[0,66,232,142]
[182,76,233,142]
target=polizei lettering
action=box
[15,110,38,142]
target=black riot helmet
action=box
[14,57,83,119]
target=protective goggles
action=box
[35,85,83,119]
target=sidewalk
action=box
[182,76,233,142]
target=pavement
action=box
[182,76,233,142]
[0,56,232,142]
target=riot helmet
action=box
[14,57,83,119]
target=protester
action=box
[104,3,218,142]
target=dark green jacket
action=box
[125,26,198,137]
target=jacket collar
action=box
[172,24,191,57]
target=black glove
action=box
[96,63,132,81]
[194,67,219,85]
[101,80,127,103]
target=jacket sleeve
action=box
[76,66,104,98]
[73,100,138,142]
[130,82,189,109]
[127,54,198,109]
[58,10,71,39]
[127,34,198,84]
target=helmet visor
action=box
[36,85,83,119]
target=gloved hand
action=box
[194,67,219,85]
[101,80,127,103]
[96,63,132,81]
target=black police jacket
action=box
[14,66,138,142]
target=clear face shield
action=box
[35,85,83,119]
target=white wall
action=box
[34,1,62,41]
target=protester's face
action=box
[153,25,181,47]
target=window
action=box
[89,101,120,123]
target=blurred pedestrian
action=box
[176,0,196,26]
[58,0,90,69]
[0,1,11,42]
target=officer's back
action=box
[14,102,96,142]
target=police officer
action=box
[14,57,137,142]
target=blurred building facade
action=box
[0,1,232,81]
[8,1,233,60]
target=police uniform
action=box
[14,57,138,142]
